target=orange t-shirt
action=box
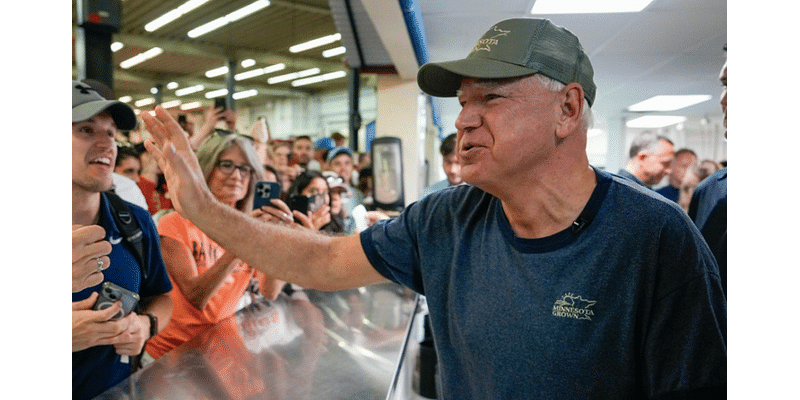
[145,212,254,359]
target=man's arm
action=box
[141,106,386,291]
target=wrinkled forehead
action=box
[456,76,530,97]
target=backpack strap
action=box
[104,191,148,281]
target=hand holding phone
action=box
[93,282,140,321]
[253,181,282,210]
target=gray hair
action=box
[533,74,594,130]
[196,133,266,212]
[628,131,673,159]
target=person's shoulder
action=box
[694,167,727,194]
[415,183,490,215]
[601,169,684,214]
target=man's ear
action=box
[555,83,585,138]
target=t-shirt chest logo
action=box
[552,293,597,321]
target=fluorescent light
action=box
[531,0,654,14]
[150,87,159,95]
[162,100,182,109]
[167,82,179,90]
[290,33,342,53]
[626,115,686,128]
[145,0,210,32]
[205,89,229,98]
[120,47,163,69]
[118,96,132,103]
[110,42,124,52]
[175,85,204,96]
[323,46,346,58]
[241,59,256,68]
[233,89,258,100]
[180,102,201,110]
[268,68,320,84]
[234,63,286,81]
[627,95,712,112]
[188,0,270,38]
[134,98,156,107]
[291,70,347,87]
[205,66,229,78]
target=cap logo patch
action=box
[474,26,510,52]
[75,84,97,95]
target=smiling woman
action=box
[142,132,281,362]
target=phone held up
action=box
[288,193,326,216]
[93,282,140,321]
[214,97,227,110]
[253,181,282,210]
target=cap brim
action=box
[73,100,137,131]
[417,56,540,98]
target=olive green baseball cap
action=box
[417,18,596,106]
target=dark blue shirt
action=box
[72,193,172,400]
[688,168,727,295]
[361,169,726,399]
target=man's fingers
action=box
[73,292,99,311]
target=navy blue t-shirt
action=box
[688,168,727,295]
[361,169,726,399]
[72,193,172,400]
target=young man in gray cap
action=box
[71,81,173,399]
[141,18,725,399]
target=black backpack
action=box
[103,191,149,281]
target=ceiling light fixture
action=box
[531,0,654,14]
[291,70,347,87]
[120,47,163,69]
[134,98,156,107]
[205,89,229,98]
[187,0,271,38]
[233,89,258,100]
[322,46,346,58]
[180,102,201,110]
[626,115,687,129]
[110,42,123,52]
[241,59,256,68]
[167,82,179,90]
[268,68,320,84]
[118,96,132,103]
[162,100,182,109]
[627,95,712,112]
[175,85,205,96]
[145,0,210,32]
[290,33,342,53]
[205,66,229,78]
[235,63,286,81]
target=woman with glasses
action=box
[143,133,284,363]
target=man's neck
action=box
[498,163,597,239]
[73,187,102,226]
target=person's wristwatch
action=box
[142,313,158,339]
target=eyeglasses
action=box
[216,160,254,177]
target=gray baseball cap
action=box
[72,80,137,130]
[417,18,596,106]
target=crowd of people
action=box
[73,16,726,400]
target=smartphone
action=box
[214,97,227,110]
[93,282,140,321]
[289,195,309,215]
[253,181,282,210]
